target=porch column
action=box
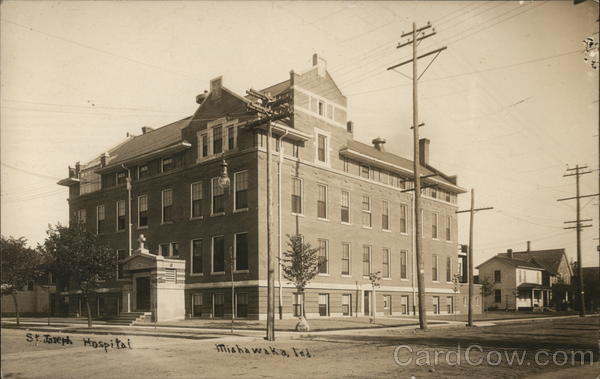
[531,289,534,308]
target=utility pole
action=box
[558,164,599,317]
[389,21,446,330]
[456,189,493,327]
[246,89,292,341]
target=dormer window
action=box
[138,164,149,179]
[161,157,174,172]
[116,171,127,185]
[213,126,223,154]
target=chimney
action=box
[141,126,154,134]
[100,152,110,168]
[196,90,208,104]
[372,137,386,152]
[507,248,514,259]
[210,76,223,99]
[312,53,327,77]
[346,121,354,134]
[419,138,430,165]
[526,241,531,252]
[75,162,81,177]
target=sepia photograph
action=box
[1,1,599,377]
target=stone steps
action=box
[105,312,152,326]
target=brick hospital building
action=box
[58,54,481,321]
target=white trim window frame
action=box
[233,171,249,212]
[341,242,351,276]
[361,195,372,228]
[399,203,408,234]
[382,248,391,278]
[211,235,226,275]
[432,212,439,240]
[381,200,391,231]
[317,183,328,220]
[446,215,452,242]
[314,127,331,166]
[400,250,408,280]
[225,125,237,152]
[212,125,224,155]
[198,130,210,160]
[116,200,126,232]
[190,181,203,219]
[446,256,452,283]
[362,245,372,277]
[211,177,225,216]
[432,254,439,282]
[191,239,203,276]
[340,190,350,224]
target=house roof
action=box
[99,116,192,168]
[476,256,544,270]
[341,139,464,192]
[497,249,566,275]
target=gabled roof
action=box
[476,256,544,270]
[497,249,567,275]
[341,140,465,192]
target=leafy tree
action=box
[40,224,117,327]
[479,278,495,312]
[281,234,319,320]
[1,236,43,325]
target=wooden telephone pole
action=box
[456,189,493,327]
[389,21,446,330]
[558,164,599,317]
[246,89,292,341]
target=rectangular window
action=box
[446,256,452,282]
[382,248,390,278]
[234,171,248,210]
[341,243,350,275]
[236,292,248,318]
[211,178,225,215]
[362,246,371,276]
[117,249,127,280]
[431,188,437,199]
[292,141,299,158]
[341,190,350,223]
[162,189,173,223]
[383,295,391,315]
[291,177,303,214]
[318,239,328,274]
[494,289,502,303]
[138,195,148,227]
[318,293,329,316]
[433,296,440,314]
[317,134,327,162]
[361,195,372,227]
[432,212,438,239]
[171,242,179,257]
[446,215,452,241]
[201,134,208,158]
[116,171,127,185]
[161,157,174,172]
[213,126,223,154]
[400,204,407,233]
[192,239,203,274]
[138,165,149,179]
[96,205,105,234]
[342,294,352,316]
[342,157,349,173]
[212,236,225,273]
[447,296,454,314]
[318,101,325,116]
[401,295,409,315]
[159,243,170,257]
[191,182,203,218]
[400,250,407,279]
[432,254,439,281]
[116,200,126,231]
[382,200,390,230]
[235,233,248,271]
[317,184,327,219]
[214,293,224,318]
[227,126,236,151]
[359,164,370,179]
[494,270,501,283]
[75,209,86,227]
[192,294,203,317]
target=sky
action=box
[1,1,598,267]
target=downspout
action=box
[277,129,288,320]
[121,164,132,257]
